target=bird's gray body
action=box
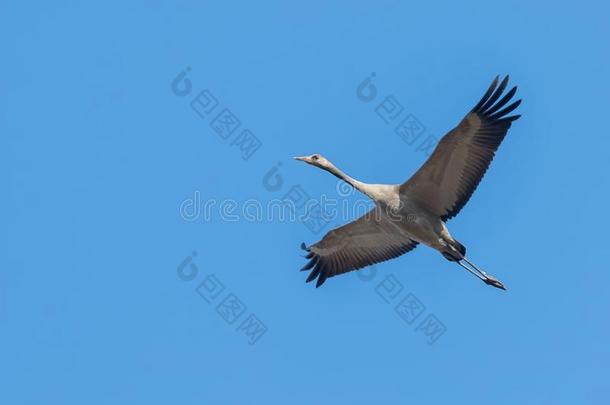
[358,184,458,255]
[295,75,522,289]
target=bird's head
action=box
[293,154,332,170]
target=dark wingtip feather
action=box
[488,99,522,120]
[316,266,329,288]
[300,242,309,251]
[315,275,327,288]
[484,86,517,116]
[480,75,509,113]
[471,75,499,112]
[503,114,521,122]
[305,266,320,283]
[300,256,318,271]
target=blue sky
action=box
[2,1,610,404]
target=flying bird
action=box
[295,75,521,289]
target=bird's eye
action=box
[312,155,319,161]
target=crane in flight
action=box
[295,76,521,290]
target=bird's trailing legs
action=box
[459,257,506,290]
[445,244,506,290]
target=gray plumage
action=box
[295,76,522,289]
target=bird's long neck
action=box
[326,164,377,200]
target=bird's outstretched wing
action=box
[300,206,418,287]
[400,75,521,221]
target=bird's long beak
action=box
[293,156,309,162]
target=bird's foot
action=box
[483,274,506,290]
